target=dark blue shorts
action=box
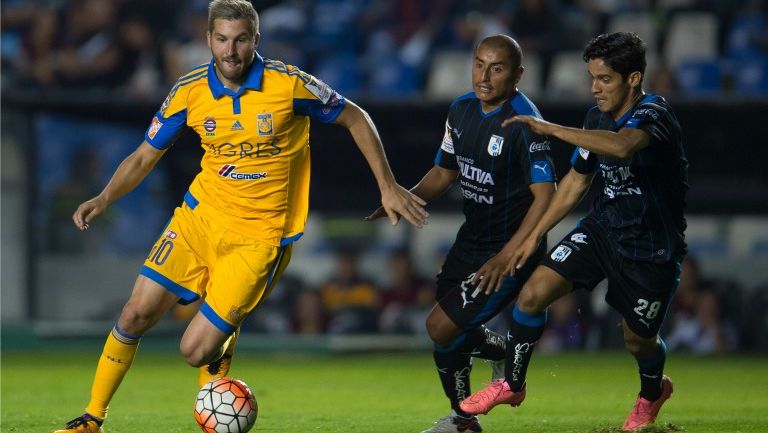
[436,245,543,331]
[542,220,682,338]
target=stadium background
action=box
[2,0,767,355]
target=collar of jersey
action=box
[207,51,264,99]
[615,93,656,128]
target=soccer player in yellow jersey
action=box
[54,1,428,432]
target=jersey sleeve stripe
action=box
[176,70,208,87]
[178,64,209,81]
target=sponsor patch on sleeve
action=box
[303,77,333,103]
[578,147,590,160]
[440,120,455,153]
[321,91,342,115]
[148,116,163,139]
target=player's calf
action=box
[198,328,239,387]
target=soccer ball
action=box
[194,377,257,433]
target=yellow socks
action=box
[85,325,140,419]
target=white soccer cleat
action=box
[420,410,482,433]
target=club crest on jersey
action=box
[551,245,572,262]
[204,117,216,136]
[257,113,273,136]
[488,135,504,156]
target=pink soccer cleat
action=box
[459,379,526,415]
[622,375,674,431]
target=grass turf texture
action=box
[2,348,766,433]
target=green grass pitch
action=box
[2,345,767,432]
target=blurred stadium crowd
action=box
[201,246,767,354]
[2,0,767,100]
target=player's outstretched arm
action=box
[475,181,555,294]
[365,165,457,222]
[72,141,166,231]
[334,100,428,228]
[504,115,650,159]
[506,168,594,273]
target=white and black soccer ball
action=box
[194,377,257,433]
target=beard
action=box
[215,52,254,83]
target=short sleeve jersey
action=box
[435,91,556,265]
[144,53,345,246]
[571,93,688,262]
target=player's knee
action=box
[426,315,455,347]
[516,287,547,314]
[118,302,161,335]
[623,333,656,356]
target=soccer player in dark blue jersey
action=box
[369,35,556,432]
[460,32,688,432]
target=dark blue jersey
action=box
[435,91,556,266]
[571,93,688,263]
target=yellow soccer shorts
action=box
[139,203,293,334]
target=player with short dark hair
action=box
[460,32,687,432]
[53,1,427,432]
[369,34,556,433]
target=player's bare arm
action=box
[333,99,428,228]
[365,165,457,221]
[504,115,651,159]
[72,141,166,231]
[474,181,555,294]
[507,168,594,273]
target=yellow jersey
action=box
[145,53,345,246]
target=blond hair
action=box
[208,0,259,37]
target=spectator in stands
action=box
[320,248,381,334]
[293,288,326,334]
[246,273,306,334]
[378,247,434,334]
[31,0,125,88]
[0,1,57,86]
[665,256,733,353]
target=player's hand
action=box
[72,196,109,231]
[502,115,557,136]
[379,184,428,228]
[506,234,542,276]
[472,251,514,295]
[364,206,388,222]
